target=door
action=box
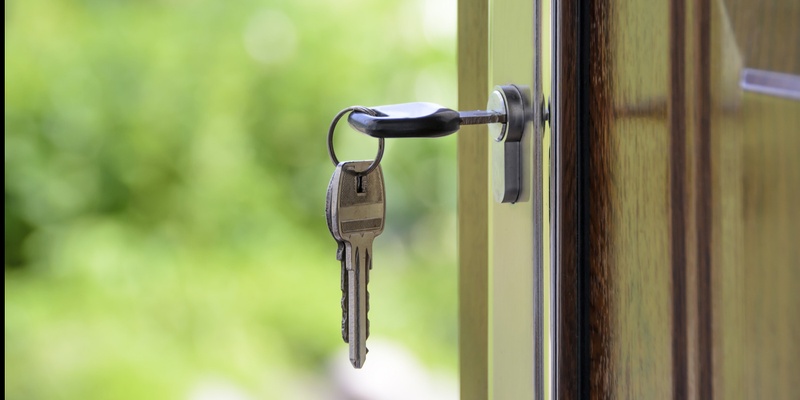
[553,0,800,397]
[458,0,551,398]
[459,0,799,398]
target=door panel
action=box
[461,0,799,397]
[711,0,800,391]
[733,93,800,398]
[710,1,800,398]
[553,0,800,398]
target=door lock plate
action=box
[487,84,530,204]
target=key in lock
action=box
[347,84,535,203]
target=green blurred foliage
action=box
[5,0,458,398]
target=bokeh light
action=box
[5,0,458,398]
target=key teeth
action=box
[340,257,349,343]
[336,242,344,261]
[340,292,345,340]
[341,303,348,343]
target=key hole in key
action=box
[356,175,366,195]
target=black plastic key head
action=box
[347,102,461,138]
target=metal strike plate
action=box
[487,84,530,203]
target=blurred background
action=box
[5,0,459,398]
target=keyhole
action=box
[356,175,366,194]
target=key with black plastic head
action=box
[347,102,506,138]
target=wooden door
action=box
[459,0,799,398]
[552,0,800,398]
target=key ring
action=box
[327,106,384,176]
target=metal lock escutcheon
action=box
[487,84,530,204]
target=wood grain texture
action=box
[457,0,488,397]
[557,0,687,396]
[554,0,799,398]
[669,0,689,397]
[710,2,800,399]
[587,0,677,396]
[682,0,703,396]
[737,93,800,399]
[706,5,745,396]
[693,0,714,398]
[723,0,800,74]
[553,0,581,396]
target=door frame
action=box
[457,0,549,398]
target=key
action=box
[326,170,349,343]
[329,161,384,368]
[345,84,528,204]
[328,160,385,368]
[347,101,507,138]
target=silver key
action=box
[328,160,385,368]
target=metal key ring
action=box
[327,106,384,176]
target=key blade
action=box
[458,109,507,125]
[346,241,370,368]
